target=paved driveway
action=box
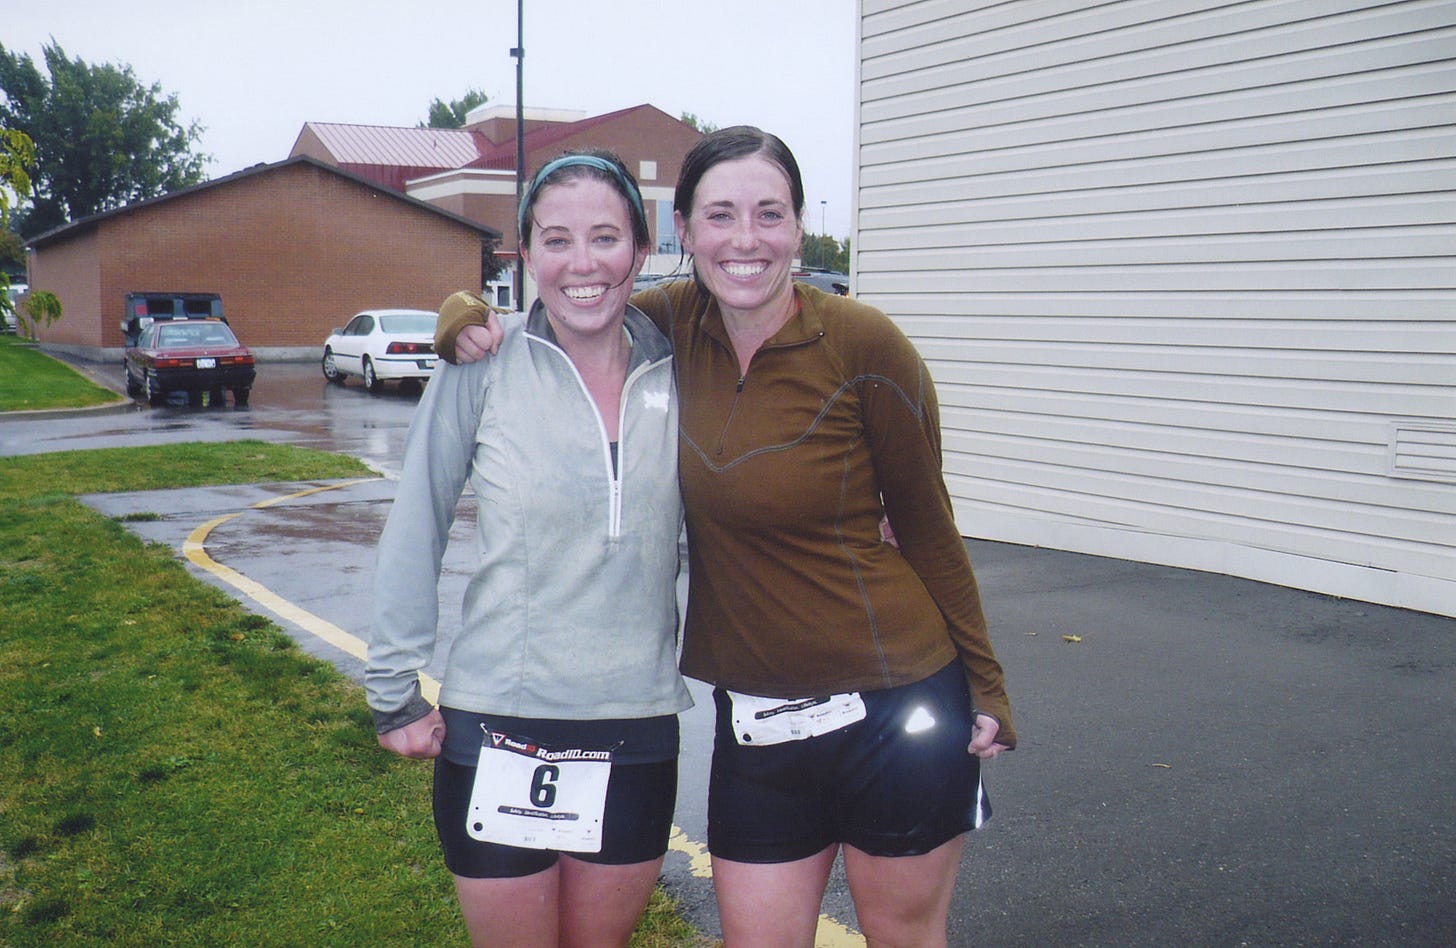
[9,354,1456,945]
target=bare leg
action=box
[558,854,665,948]
[842,833,967,948]
[713,844,838,948]
[452,865,559,947]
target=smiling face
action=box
[522,177,647,345]
[675,154,804,324]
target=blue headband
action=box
[517,154,647,239]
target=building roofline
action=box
[25,155,503,249]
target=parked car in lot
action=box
[792,268,849,295]
[124,317,256,407]
[321,309,438,392]
[2,282,26,333]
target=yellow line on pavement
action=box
[180,480,439,705]
[661,834,863,945]
[181,479,863,946]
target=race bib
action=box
[728,691,867,746]
[466,730,612,852]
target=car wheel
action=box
[322,348,343,384]
[362,357,382,393]
[233,386,251,407]
[145,373,165,406]
[125,367,141,397]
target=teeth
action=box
[563,286,605,301]
[723,262,766,277]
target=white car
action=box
[321,308,439,392]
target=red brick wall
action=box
[25,233,103,346]
[32,161,486,353]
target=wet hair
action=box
[518,149,650,250]
[673,125,806,222]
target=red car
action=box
[123,317,256,407]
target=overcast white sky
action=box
[7,1,858,237]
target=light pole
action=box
[819,200,827,269]
[511,0,525,310]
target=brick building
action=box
[292,103,704,305]
[24,102,699,360]
[25,157,499,361]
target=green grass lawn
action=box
[0,336,124,412]
[0,439,703,946]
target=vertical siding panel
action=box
[856,0,1456,616]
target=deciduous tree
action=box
[679,112,718,134]
[1,126,35,325]
[422,89,489,129]
[0,41,208,238]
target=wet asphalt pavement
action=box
[7,353,1455,945]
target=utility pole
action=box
[511,0,525,310]
[820,200,827,269]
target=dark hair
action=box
[673,126,805,222]
[518,149,650,250]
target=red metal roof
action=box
[466,104,651,171]
[301,122,486,170]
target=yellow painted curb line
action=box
[181,478,864,946]
[180,478,439,706]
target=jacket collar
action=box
[697,283,825,353]
[524,299,674,367]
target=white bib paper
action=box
[466,731,612,852]
[728,691,867,746]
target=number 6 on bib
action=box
[466,731,613,852]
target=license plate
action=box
[195,357,217,368]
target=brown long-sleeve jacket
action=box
[437,281,1015,746]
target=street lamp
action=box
[511,0,525,310]
[819,201,827,269]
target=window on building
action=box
[656,200,680,255]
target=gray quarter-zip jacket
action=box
[367,301,691,729]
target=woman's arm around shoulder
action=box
[435,291,505,364]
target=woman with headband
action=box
[366,149,691,947]
[437,127,1016,947]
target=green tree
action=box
[422,89,489,129]
[799,232,848,273]
[680,112,718,134]
[0,227,24,278]
[1,126,35,326]
[0,41,208,238]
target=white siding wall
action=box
[856,0,1456,616]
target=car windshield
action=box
[377,313,437,334]
[157,323,238,348]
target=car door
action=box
[332,314,373,376]
[127,323,158,384]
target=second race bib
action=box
[728,691,866,746]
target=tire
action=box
[145,373,165,406]
[362,357,382,393]
[321,348,343,384]
[125,367,141,397]
[233,386,251,407]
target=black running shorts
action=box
[433,755,678,878]
[707,661,991,863]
